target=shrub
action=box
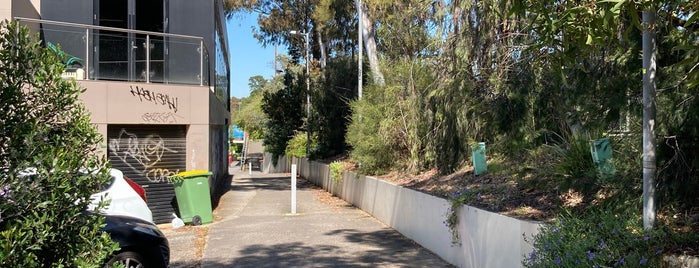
[523,209,665,267]
[550,131,602,203]
[285,131,310,159]
[346,85,398,175]
[329,161,352,183]
[0,20,118,266]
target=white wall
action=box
[269,157,698,268]
[290,157,540,268]
[262,153,289,174]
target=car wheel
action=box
[106,251,148,268]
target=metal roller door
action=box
[108,125,186,224]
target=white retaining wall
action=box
[262,156,698,268]
[262,153,290,174]
[273,157,541,268]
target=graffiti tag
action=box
[141,112,184,124]
[108,129,179,183]
[130,86,179,113]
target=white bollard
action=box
[291,164,297,214]
[248,162,252,175]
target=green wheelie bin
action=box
[171,170,213,225]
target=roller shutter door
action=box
[108,125,186,224]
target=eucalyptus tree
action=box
[354,0,384,85]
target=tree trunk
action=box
[355,0,385,86]
[642,7,657,230]
[317,33,327,70]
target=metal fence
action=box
[16,17,208,86]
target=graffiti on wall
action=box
[108,129,180,183]
[130,86,179,113]
[141,112,184,124]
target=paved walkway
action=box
[198,166,452,267]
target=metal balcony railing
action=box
[15,17,208,86]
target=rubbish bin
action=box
[171,170,213,225]
[590,137,615,178]
[472,142,487,176]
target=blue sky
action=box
[226,12,277,98]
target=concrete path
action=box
[200,167,452,267]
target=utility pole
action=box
[642,7,657,230]
[304,31,310,157]
[357,0,363,99]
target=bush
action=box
[346,93,396,174]
[285,132,310,159]
[0,20,118,266]
[329,161,352,183]
[524,209,665,268]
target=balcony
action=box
[16,17,209,86]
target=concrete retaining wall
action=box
[262,153,289,174]
[263,156,698,268]
[284,157,540,268]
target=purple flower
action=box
[0,185,10,198]
[476,192,481,201]
[599,241,606,248]
[643,236,650,241]
[611,229,617,234]
[552,227,559,233]
[588,251,595,260]
[656,249,663,255]
[614,257,625,267]
[43,136,49,141]
[555,256,562,264]
[529,251,536,260]
[640,258,648,265]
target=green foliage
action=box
[248,75,268,94]
[285,132,309,159]
[329,161,351,183]
[549,132,600,201]
[524,209,665,267]
[0,20,118,266]
[262,72,305,162]
[444,189,479,246]
[346,58,435,174]
[312,57,355,158]
[346,85,396,175]
[233,82,270,140]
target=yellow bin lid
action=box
[177,170,211,177]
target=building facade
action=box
[2,0,231,224]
